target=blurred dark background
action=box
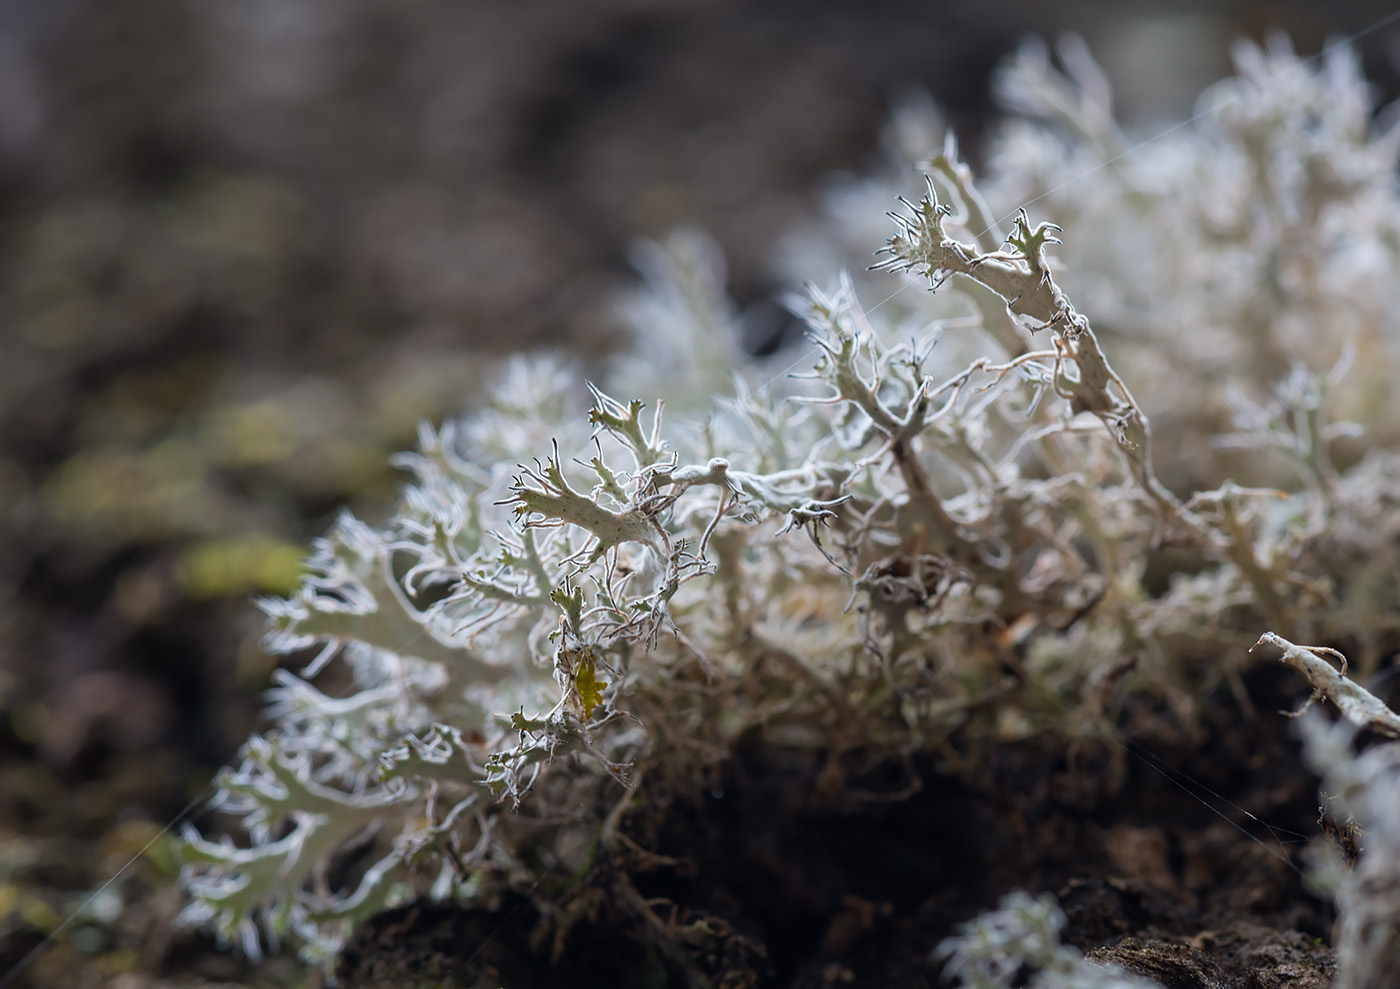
[0,1,1397,985]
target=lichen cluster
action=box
[179,37,1400,984]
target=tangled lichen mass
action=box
[178,37,1400,988]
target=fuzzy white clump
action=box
[934,891,1159,989]
[1298,711,1400,989]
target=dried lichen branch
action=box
[875,187,1178,515]
[1252,632,1400,738]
